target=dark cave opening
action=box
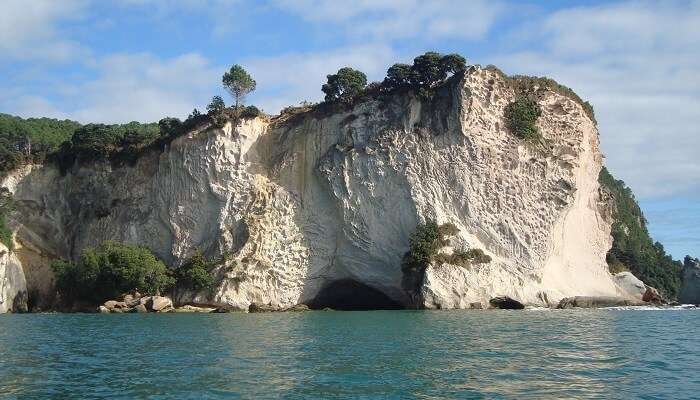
[308,279,405,311]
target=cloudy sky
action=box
[1,0,698,258]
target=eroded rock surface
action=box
[2,66,629,310]
[0,243,27,313]
[680,257,700,304]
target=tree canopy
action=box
[382,52,467,92]
[599,167,683,299]
[207,96,226,114]
[222,65,256,108]
[322,67,368,102]
[51,241,175,305]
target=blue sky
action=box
[1,0,698,258]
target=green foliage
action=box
[222,65,256,107]
[55,121,160,170]
[51,241,175,305]
[158,117,184,138]
[486,66,597,125]
[240,105,261,119]
[402,220,490,272]
[433,248,492,268]
[0,188,14,249]
[322,67,368,103]
[599,167,682,299]
[382,52,467,93]
[173,250,218,292]
[207,96,226,114]
[0,113,81,175]
[504,96,542,139]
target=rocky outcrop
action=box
[100,294,173,313]
[613,272,647,300]
[489,296,525,309]
[2,66,628,311]
[556,296,641,309]
[680,256,700,304]
[0,242,27,313]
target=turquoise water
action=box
[1,310,698,399]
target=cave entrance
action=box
[309,279,404,311]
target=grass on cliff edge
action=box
[599,167,682,299]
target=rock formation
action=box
[0,242,27,313]
[0,66,648,311]
[680,256,700,304]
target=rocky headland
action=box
[0,63,695,313]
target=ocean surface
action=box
[0,309,698,399]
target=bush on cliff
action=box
[504,96,542,140]
[173,249,218,292]
[402,220,489,273]
[51,241,175,304]
[0,188,14,249]
[599,167,682,298]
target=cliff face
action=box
[680,257,700,304]
[0,242,27,313]
[2,66,628,310]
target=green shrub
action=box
[0,188,13,249]
[504,96,542,139]
[599,167,682,298]
[402,220,489,272]
[240,105,261,119]
[173,249,218,292]
[51,241,175,304]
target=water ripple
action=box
[1,310,699,399]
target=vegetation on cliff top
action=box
[599,167,682,298]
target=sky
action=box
[0,0,698,258]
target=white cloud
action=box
[65,52,221,123]
[1,53,222,124]
[0,0,88,62]
[246,44,398,113]
[275,0,504,41]
[490,1,700,199]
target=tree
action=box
[173,249,217,291]
[383,63,412,91]
[440,53,467,75]
[322,67,367,102]
[158,117,183,138]
[51,241,175,305]
[222,65,256,108]
[207,96,226,114]
[409,52,446,87]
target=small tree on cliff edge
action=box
[222,65,256,108]
[322,67,367,103]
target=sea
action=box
[1,308,698,399]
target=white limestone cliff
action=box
[2,66,634,310]
[0,242,27,313]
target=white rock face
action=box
[2,66,627,310]
[0,242,27,313]
[613,271,647,301]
